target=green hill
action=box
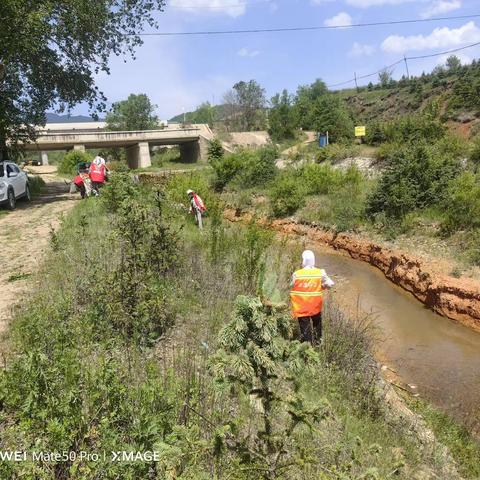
[172,58,480,138]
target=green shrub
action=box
[165,170,212,207]
[469,137,480,170]
[210,296,323,477]
[431,133,468,160]
[315,143,360,163]
[101,173,140,212]
[331,184,366,232]
[210,154,242,190]
[58,150,92,175]
[365,120,387,146]
[207,138,224,163]
[367,143,461,219]
[235,144,278,188]
[301,162,362,195]
[301,163,343,195]
[368,115,445,147]
[443,172,480,232]
[375,142,401,162]
[269,172,306,217]
[211,145,278,190]
[108,160,129,172]
[234,223,273,294]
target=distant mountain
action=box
[46,113,104,123]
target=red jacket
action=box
[192,193,206,213]
[73,174,85,187]
[89,163,106,183]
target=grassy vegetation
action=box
[408,398,480,479]
[28,175,46,197]
[0,173,473,478]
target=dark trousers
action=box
[298,313,322,344]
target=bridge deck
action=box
[21,128,201,151]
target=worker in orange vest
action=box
[290,250,334,344]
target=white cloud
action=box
[382,21,480,53]
[169,0,247,18]
[324,12,353,27]
[311,0,335,4]
[420,0,461,19]
[238,47,260,57]
[346,0,419,7]
[349,42,376,57]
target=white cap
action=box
[187,189,194,195]
[302,250,315,268]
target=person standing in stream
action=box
[290,250,334,344]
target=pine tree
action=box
[210,296,329,479]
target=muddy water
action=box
[314,247,480,429]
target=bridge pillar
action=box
[73,145,86,152]
[180,141,201,163]
[126,142,151,169]
[40,151,49,165]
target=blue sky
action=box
[73,0,480,119]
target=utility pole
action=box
[354,72,359,91]
[404,55,410,79]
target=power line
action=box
[408,40,480,60]
[327,41,480,89]
[135,13,480,36]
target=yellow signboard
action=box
[355,126,366,137]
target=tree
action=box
[446,55,462,72]
[189,102,216,126]
[106,94,158,131]
[378,68,393,88]
[223,89,241,131]
[223,80,267,131]
[293,79,328,130]
[207,138,224,163]
[268,90,296,141]
[310,94,354,142]
[0,0,166,159]
[211,296,326,479]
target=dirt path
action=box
[0,166,78,337]
[280,131,316,157]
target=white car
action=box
[0,161,31,210]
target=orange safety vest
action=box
[290,267,324,318]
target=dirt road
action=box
[0,166,77,337]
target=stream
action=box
[313,246,480,431]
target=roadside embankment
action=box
[224,208,480,333]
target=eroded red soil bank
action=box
[225,209,480,333]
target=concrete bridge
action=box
[21,122,213,168]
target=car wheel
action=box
[24,184,31,202]
[7,189,16,210]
